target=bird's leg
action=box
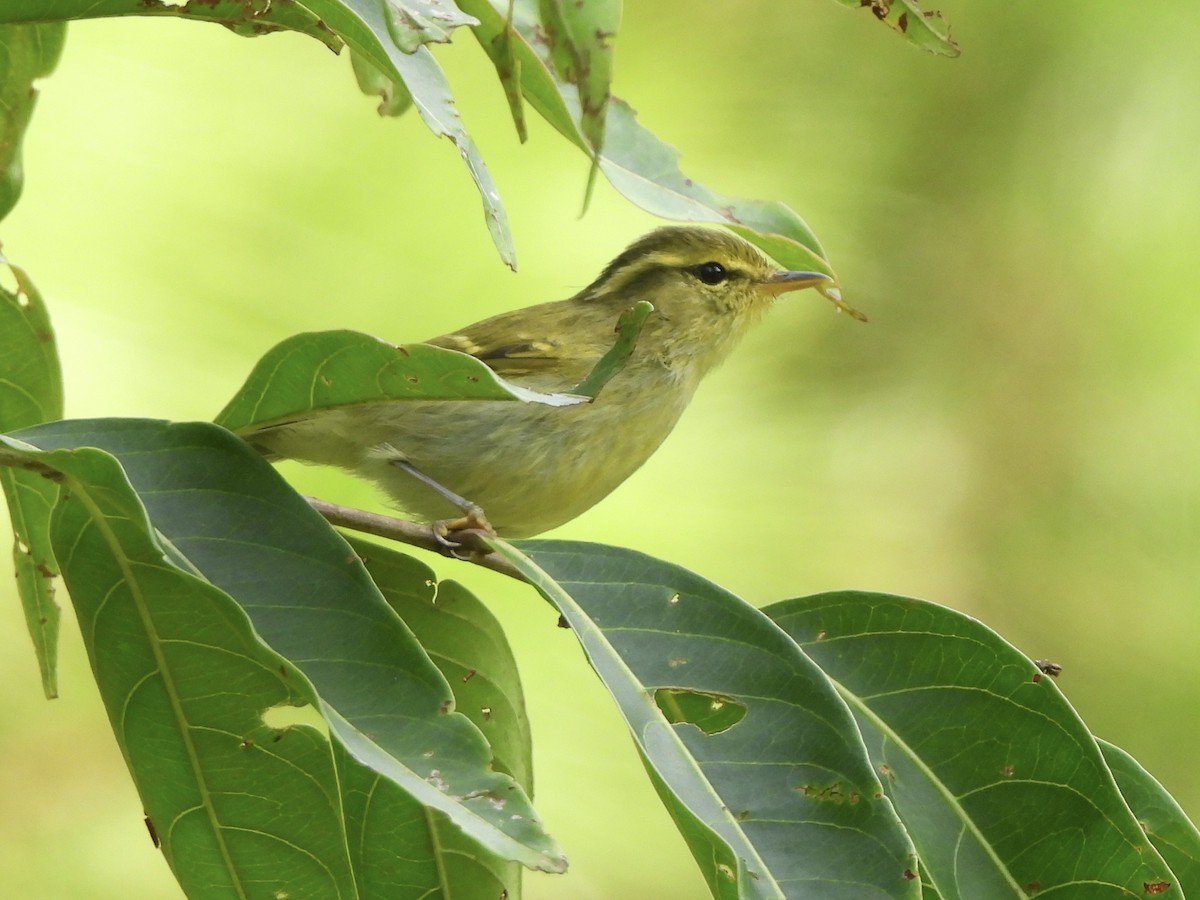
[389,459,495,552]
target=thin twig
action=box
[305,496,525,582]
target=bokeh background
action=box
[3,2,1199,897]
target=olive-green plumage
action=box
[253,226,832,537]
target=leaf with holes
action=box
[766,591,1178,899]
[6,419,566,892]
[494,538,920,899]
[830,0,960,57]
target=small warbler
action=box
[254,226,847,537]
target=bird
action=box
[250,226,850,538]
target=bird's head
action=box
[578,226,836,376]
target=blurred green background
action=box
[3,2,1199,897]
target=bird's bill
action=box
[757,270,834,296]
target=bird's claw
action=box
[432,505,496,559]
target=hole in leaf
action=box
[261,703,328,738]
[654,688,746,735]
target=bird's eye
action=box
[695,261,728,285]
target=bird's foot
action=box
[432,504,496,559]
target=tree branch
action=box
[305,496,525,582]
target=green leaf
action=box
[461,0,839,281]
[1,432,363,896]
[830,0,960,58]
[0,22,65,222]
[537,0,620,204]
[350,535,533,896]
[301,0,516,268]
[214,329,586,436]
[0,258,60,433]
[0,1,341,52]
[570,299,651,400]
[484,0,528,142]
[8,419,566,880]
[351,47,415,116]
[0,258,62,698]
[1100,738,1200,897]
[766,591,1178,899]
[382,0,479,53]
[494,539,920,899]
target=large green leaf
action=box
[495,539,920,900]
[6,419,566,885]
[766,591,1178,899]
[461,0,839,281]
[0,258,62,698]
[0,22,65,221]
[350,535,533,896]
[0,1,340,51]
[830,0,960,58]
[214,329,586,436]
[1100,739,1200,897]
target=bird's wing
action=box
[427,301,601,389]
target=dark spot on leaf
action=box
[406,375,420,384]
[36,562,54,578]
[396,346,411,357]
[898,12,908,31]
[481,706,493,721]
[279,666,288,679]
[1027,883,1041,896]
[239,738,254,749]
[1000,764,1014,777]
[438,699,452,714]
[557,615,570,629]
[903,869,916,881]
[1145,884,1171,896]
[272,732,284,742]
[319,375,331,386]
[144,815,160,848]
[1033,673,1042,684]
[796,782,850,804]
[879,764,894,781]
[849,791,860,805]
[735,809,750,821]
[862,0,890,20]
[463,669,476,683]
